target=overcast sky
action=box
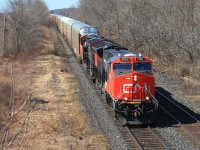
[0,0,80,11]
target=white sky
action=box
[0,0,80,11]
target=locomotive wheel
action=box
[105,93,109,103]
[105,93,112,107]
[86,66,89,73]
[92,76,96,83]
[100,84,105,94]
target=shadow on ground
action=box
[151,87,200,128]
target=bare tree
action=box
[4,0,49,55]
[78,0,200,76]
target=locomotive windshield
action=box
[113,63,132,70]
[134,62,152,74]
[80,27,98,36]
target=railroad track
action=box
[113,119,172,150]
[114,120,140,149]
[156,89,200,148]
[129,125,171,150]
[114,118,174,150]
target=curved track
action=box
[156,89,200,148]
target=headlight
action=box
[124,97,128,101]
[134,75,137,81]
[145,96,150,101]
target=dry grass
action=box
[154,57,200,100]
[0,26,108,149]
[186,96,200,102]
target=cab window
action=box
[113,63,132,70]
[134,62,151,71]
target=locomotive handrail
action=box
[115,86,124,101]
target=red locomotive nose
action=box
[107,71,155,103]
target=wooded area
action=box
[0,0,50,149]
[1,0,49,56]
[66,0,200,88]
[1,0,200,88]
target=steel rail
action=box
[159,103,200,147]
[156,89,200,147]
[125,126,143,150]
[147,126,170,150]
[129,125,170,150]
[156,89,199,122]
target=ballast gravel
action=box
[157,127,199,150]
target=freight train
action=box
[50,14,158,125]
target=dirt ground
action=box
[0,26,108,149]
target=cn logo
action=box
[123,84,141,93]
